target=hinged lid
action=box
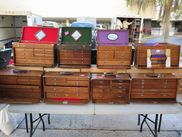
[131,73,178,79]
[21,26,59,44]
[61,27,92,44]
[97,30,129,45]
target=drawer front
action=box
[60,50,90,58]
[0,85,41,99]
[0,76,17,84]
[92,80,110,86]
[15,58,54,66]
[0,76,41,85]
[34,49,54,57]
[44,77,89,86]
[132,80,177,89]
[92,88,128,99]
[60,58,90,65]
[131,92,176,99]
[15,48,33,57]
[97,60,131,66]
[111,80,130,87]
[44,86,89,99]
[16,76,41,85]
[97,51,114,59]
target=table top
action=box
[7,102,181,115]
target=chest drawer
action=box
[44,86,89,99]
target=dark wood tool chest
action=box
[91,73,131,104]
[43,72,90,104]
[130,73,179,103]
[97,46,132,69]
[59,47,91,68]
[13,42,56,67]
[0,68,43,103]
[135,43,180,68]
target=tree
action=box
[127,0,182,42]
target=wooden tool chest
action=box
[97,46,132,69]
[135,43,180,68]
[0,68,43,103]
[43,72,90,104]
[59,27,92,68]
[13,42,56,67]
[96,30,131,68]
[91,73,131,104]
[130,73,179,103]
[13,26,59,67]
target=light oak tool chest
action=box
[13,26,59,67]
[130,73,179,103]
[96,29,132,69]
[91,73,131,104]
[43,72,90,104]
[0,68,43,103]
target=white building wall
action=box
[0,16,16,47]
[0,0,156,18]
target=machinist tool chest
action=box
[59,27,92,68]
[13,26,59,67]
[0,68,43,103]
[130,73,179,103]
[91,73,131,104]
[43,72,90,104]
[96,30,132,69]
[135,43,180,68]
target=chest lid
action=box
[131,73,178,80]
[21,26,59,44]
[92,73,130,80]
[44,72,90,79]
[61,27,92,44]
[0,68,43,77]
[96,29,129,45]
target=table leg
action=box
[29,113,33,137]
[154,114,158,137]
[25,113,50,137]
[138,114,160,137]
[48,114,51,125]
[140,114,148,132]
[39,114,45,131]
[158,114,162,132]
[25,113,29,133]
[138,114,141,125]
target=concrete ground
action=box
[0,113,182,137]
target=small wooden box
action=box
[43,72,90,104]
[130,73,179,103]
[91,73,131,104]
[135,43,180,68]
[0,68,43,103]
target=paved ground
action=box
[1,113,182,137]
